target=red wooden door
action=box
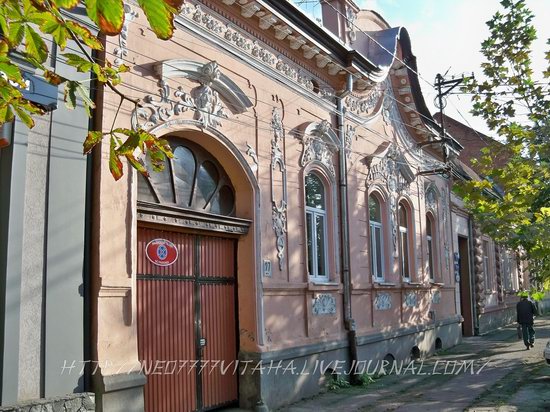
[137,228,238,412]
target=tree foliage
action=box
[459,0,550,288]
[0,0,184,179]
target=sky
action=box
[356,0,550,136]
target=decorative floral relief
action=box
[131,62,229,131]
[271,108,287,271]
[345,124,356,160]
[179,2,334,100]
[374,292,392,310]
[426,188,437,211]
[245,142,258,172]
[404,291,417,307]
[300,120,336,177]
[345,84,383,117]
[345,5,358,44]
[312,294,336,315]
[113,4,138,67]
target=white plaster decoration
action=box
[327,63,342,76]
[316,54,331,69]
[132,60,253,131]
[345,5,357,44]
[270,108,288,271]
[367,145,415,254]
[441,187,450,271]
[179,3,334,100]
[345,124,356,160]
[374,292,392,310]
[426,188,437,211]
[113,4,138,67]
[312,294,337,315]
[259,14,278,30]
[302,44,320,60]
[246,142,258,172]
[240,2,260,18]
[404,291,417,307]
[300,121,339,177]
[274,24,293,40]
[345,84,383,118]
[432,290,441,304]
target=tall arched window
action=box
[399,202,411,281]
[426,214,436,282]
[305,172,328,281]
[369,194,384,282]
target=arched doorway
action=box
[136,136,251,412]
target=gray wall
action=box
[0,21,92,405]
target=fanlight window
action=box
[138,138,235,216]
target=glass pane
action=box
[291,0,323,23]
[370,224,377,278]
[401,231,409,278]
[209,185,235,216]
[375,227,383,278]
[147,156,174,203]
[137,173,157,203]
[173,146,196,207]
[426,216,432,236]
[195,161,219,209]
[306,212,314,276]
[399,203,408,227]
[305,173,325,209]
[369,195,381,223]
[316,214,326,277]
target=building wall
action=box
[0,10,93,407]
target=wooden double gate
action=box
[137,227,238,411]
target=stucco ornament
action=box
[345,124,356,160]
[367,145,415,254]
[374,292,392,310]
[192,62,228,128]
[300,120,338,177]
[426,188,437,211]
[312,294,337,315]
[404,291,417,307]
[245,142,258,172]
[271,108,288,270]
[114,4,138,67]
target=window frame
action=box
[398,201,412,282]
[305,172,330,282]
[482,239,493,292]
[426,213,437,282]
[368,194,385,282]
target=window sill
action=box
[374,282,396,288]
[308,282,342,292]
[405,281,423,287]
[430,282,445,287]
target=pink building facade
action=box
[92,1,465,410]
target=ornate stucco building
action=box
[91,1,465,410]
[4,1,529,412]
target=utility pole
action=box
[434,73,464,163]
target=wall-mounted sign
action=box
[145,239,178,267]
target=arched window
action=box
[369,194,384,282]
[399,202,411,281]
[426,214,436,282]
[305,172,328,281]
[138,137,235,216]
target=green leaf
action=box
[85,0,125,35]
[43,70,66,85]
[0,61,25,86]
[66,20,103,50]
[74,83,95,116]
[63,53,93,72]
[25,25,48,63]
[64,81,77,110]
[8,22,25,48]
[41,15,70,50]
[137,0,178,40]
[109,135,123,180]
[52,0,79,9]
[83,130,104,154]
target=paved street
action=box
[277,316,550,412]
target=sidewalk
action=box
[277,316,550,412]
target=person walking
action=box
[516,295,537,350]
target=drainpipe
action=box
[337,73,359,383]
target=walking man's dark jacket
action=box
[516,299,537,324]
